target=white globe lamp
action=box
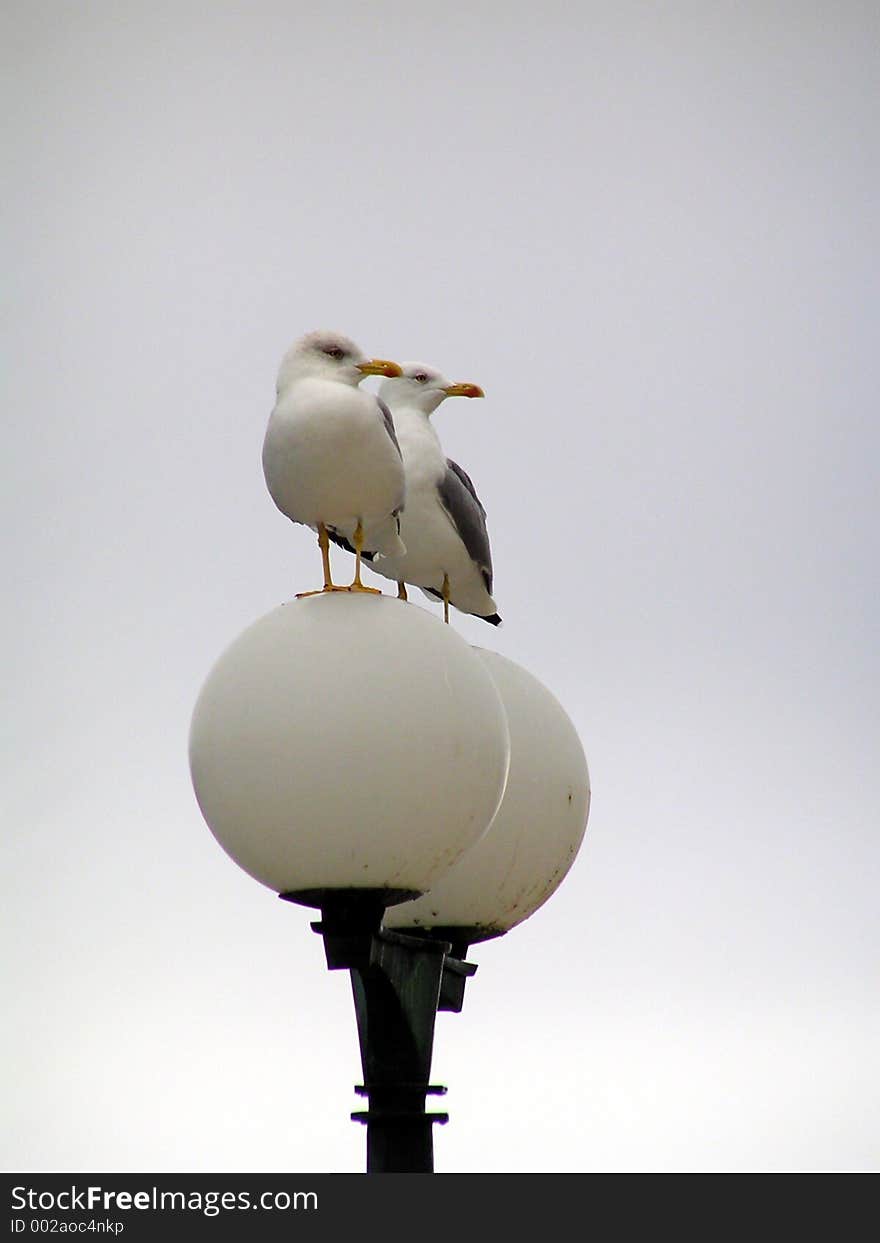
[189,594,510,914]
[385,648,590,951]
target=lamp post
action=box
[189,596,589,1172]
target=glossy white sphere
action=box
[385,648,590,938]
[189,594,510,897]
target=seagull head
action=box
[379,363,484,415]
[276,330,401,393]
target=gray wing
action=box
[377,397,402,459]
[436,458,493,594]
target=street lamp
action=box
[189,596,589,1172]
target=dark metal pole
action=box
[280,888,481,1174]
[350,930,450,1172]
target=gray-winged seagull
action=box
[262,330,405,595]
[333,362,500,624]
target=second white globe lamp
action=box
[385,648,590,943]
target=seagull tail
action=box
[326,529,378,561]
[481,612,503,627]
[368,519,406,562]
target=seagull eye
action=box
[414,373,428,383]
[323,346,345,359]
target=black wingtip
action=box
[482,613,503,627]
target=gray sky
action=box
[3,0,878,1172]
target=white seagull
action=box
[262,330,406,594]
[333,362,500,625]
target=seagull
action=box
[262,330,406,595]
[333,362,501,625]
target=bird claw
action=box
[295,585,352,598]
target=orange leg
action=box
[349,521,382,594]
[296,523,351,597]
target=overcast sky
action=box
[3,0,878,1173]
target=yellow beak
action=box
[358,358,402,378]
[443,382,484,398]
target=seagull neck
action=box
[391,406,443,456]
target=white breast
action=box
[262,377,405,552]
